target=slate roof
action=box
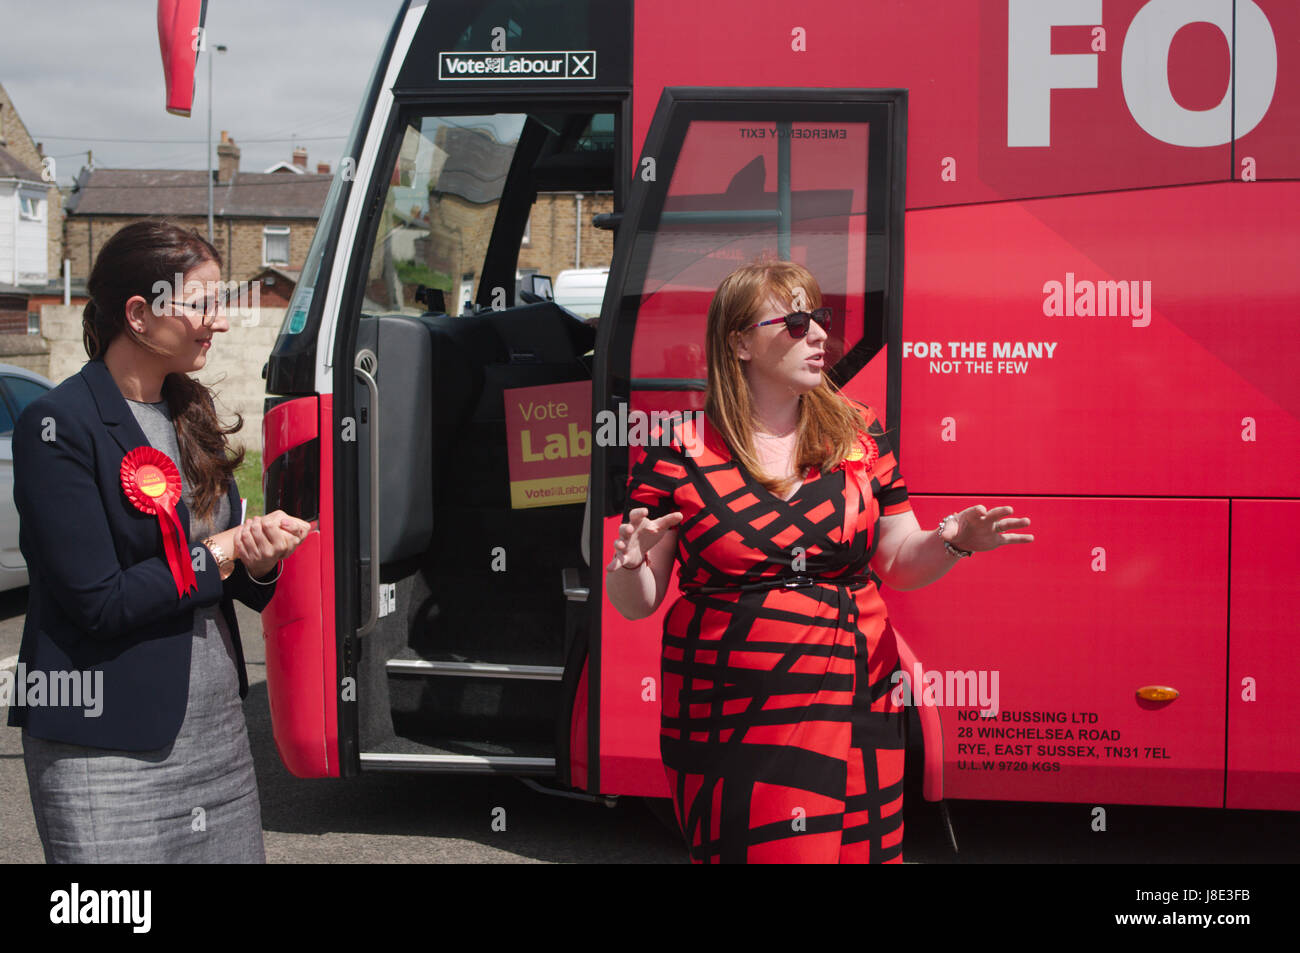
[0,146,45,185]
[64,167,331,218]
[433,126,514,204]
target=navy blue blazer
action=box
[6,357,277,750]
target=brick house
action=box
[516,188,613,287]
[63,132,331,291]
[0,82,69,337]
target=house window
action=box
[27,312,39,335]
[263,226,290,266]
[458,274,475,316]
[19,196,41,221]
[522,212,531,245]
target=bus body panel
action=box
[629,0,1299,205]
[262,395,339,777]
[568,657,590,790]
[898,183,1300,499]
[599,511,674,798]
[1237,0,1300,182]
[1226,500,1300,811]
[885,497,1229,806]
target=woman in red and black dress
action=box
[605,259,1033,863]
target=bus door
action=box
[261,0,633,780]
[589,88,908,796]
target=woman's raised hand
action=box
[234,509,312,577]
[950,505,1034,551]
[606,507,683,571]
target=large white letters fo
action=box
[1121,0,1276,147]
[1007,0,1102,147]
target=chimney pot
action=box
[216,133,241,184]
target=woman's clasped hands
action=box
[234,509,312,578]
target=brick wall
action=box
[518,192,614,277]
[0,296,28,334]
[40,303,285,456]
[65,215,318,286]
[420,191,614,310]
[427,194,495,309]
[218,218,316,284]
[0,330,49,375]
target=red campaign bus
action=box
[251,0,1300,817]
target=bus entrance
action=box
[261,0,636,782]
[348,106,614,777]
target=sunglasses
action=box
[744,307,833,339]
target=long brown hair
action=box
[705,258,871,497]
[82,220,244,522]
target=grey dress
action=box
[21,397,265,863]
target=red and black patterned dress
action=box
[623,403,913,863]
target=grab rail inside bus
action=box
[354,356,380,638]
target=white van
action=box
[553,267,609,321]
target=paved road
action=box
[2,587,1298,864]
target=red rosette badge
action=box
[121,447,197,597]
[834,433,879,541]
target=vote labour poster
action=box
[503,381,591,509]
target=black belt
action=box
[687,573,873,595]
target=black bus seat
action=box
[360,302,595,664]
[356,302,595,566]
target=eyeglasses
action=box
[744,307,832,339]
[164,292,228,328]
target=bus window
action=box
[621,106,892,386]
[363,110,618,318]
[362,113,528,316]
[517,112,616,321]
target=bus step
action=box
[360,737,556,775]
[359,752,557,774]
[386,658,564,681]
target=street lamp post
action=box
[206,41,228,243]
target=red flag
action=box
[157,0,207,117]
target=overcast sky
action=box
[1,0,404,185]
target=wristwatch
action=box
[202,536,236,580]
[937,514,972,559]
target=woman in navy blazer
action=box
[8,221,309,862]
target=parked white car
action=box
[553,267,609,321]
[0,363,55,591]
